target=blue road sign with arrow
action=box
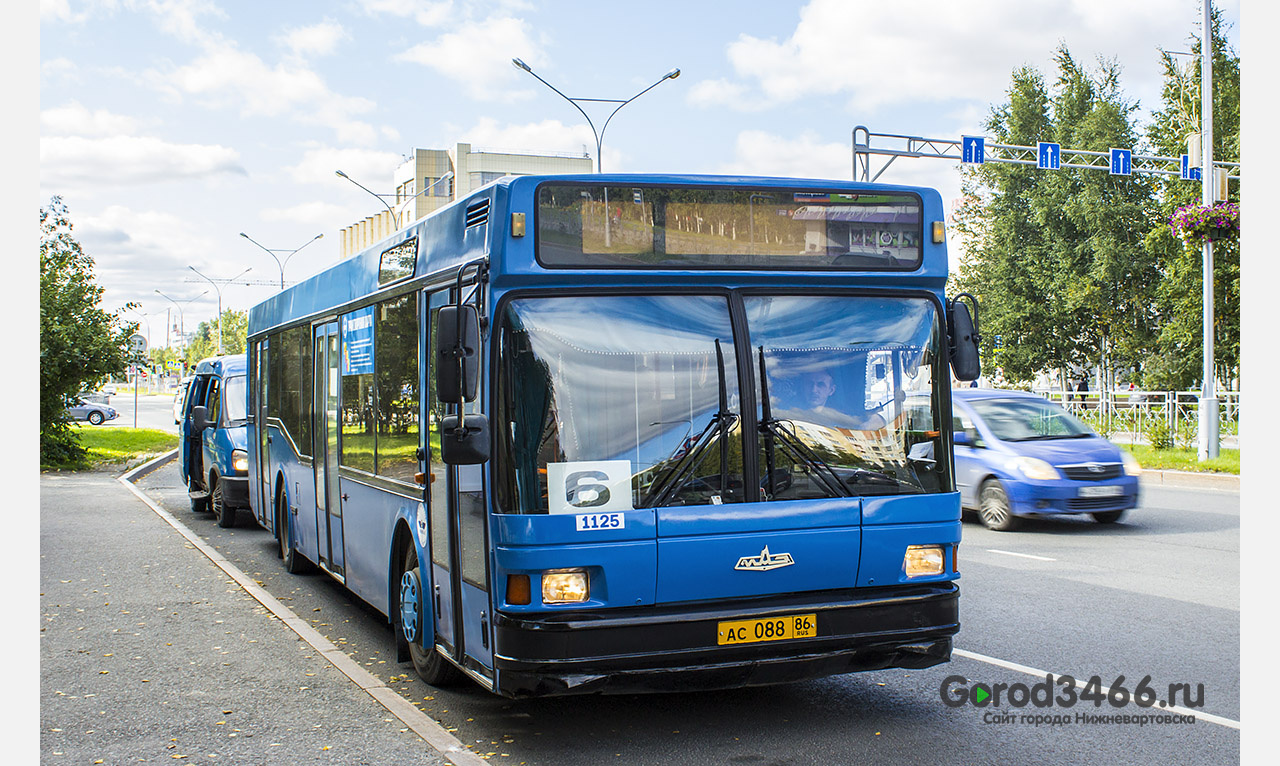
[1037,142,1060,170]
[1180,154,1202,181]
[1110,148,1132,176]
[962,136,985,164]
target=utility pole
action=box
[1198,0,1219,460]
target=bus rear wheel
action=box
[400,545,462,687]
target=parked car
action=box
[173,375,194,424]
[952,388,1141,531]
[179,356,249,528]
[66,397,118,426]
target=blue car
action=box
[952,388,1141,531]
[179,355,249,528]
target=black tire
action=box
[87,410,104,426]
[189,476,210,513]
[400,544,462,687]
[212,473,237,528]
[1091,510,1127,524]
[978,479,1020,531]
[279,491,311,574]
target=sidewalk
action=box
[40,466,451,765]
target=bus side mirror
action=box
[437,305,480,403]
[947,294,981,382]
[440,414,490,465]
[191,405,210,432]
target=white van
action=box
[173,375,194,424]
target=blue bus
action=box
[246,174,980,698]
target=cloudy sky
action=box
[37,0,1244,344]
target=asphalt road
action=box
[109,460,1241,765]
[98,391,180,433]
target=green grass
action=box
[69,426,179,469]
[1120,443,1239,474]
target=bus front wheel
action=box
[212,472,237,528]
[400,545,462,687]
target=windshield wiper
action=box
[757,347,850,499]
[642,340,738,508]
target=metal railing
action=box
[1038,390,1240,446]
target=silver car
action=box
[67,397,118,426]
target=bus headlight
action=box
[904,545,946,577]
[1009,456,1059,480]
[1121,450,1143,477]
[232,450,249,474]
[541,570,589,604]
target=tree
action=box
[1142,9,1240,390]
[185,309,249,364]
[953,46,1161,388]
[40,197,135,466]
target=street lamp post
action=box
[1198,0,1219,461]
[239,232,324,289]
[188,266,251,355]
[336,169,399,228]
[155,288,208,363]
[511,58,680,173]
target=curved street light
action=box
[511,58,680,173]
[239,232,324,289]
[336,169,399,228]
[154,288,208,352]
[396,171,454,226]
[188,265,251,355]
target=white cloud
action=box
[705,0,1209,116]
[355,0,455,27]
[41,101,140,136]
[463,117,595,157]
[395,16,544,101]
[152,42,379,144]
[40,135,245,187]
[716,130,851,180]
[261,201,356,227]
[278,20,347,58]
[286,146,404,186]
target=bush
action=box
[1144,418,1174,450]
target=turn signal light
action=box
[506,574,531,605]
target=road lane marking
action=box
[119,451,487,766]
[952,648,1240,730]
[986,549,1056,561]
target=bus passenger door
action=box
[425,288,494,679]
[313,321,345,577]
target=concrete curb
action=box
[1141,468,1239,491]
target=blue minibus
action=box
[247,174,980,697]
[180,354,250,528]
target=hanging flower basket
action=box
[1169,201,1239,243]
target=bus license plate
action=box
[717,614,817,646]
[1078,485,1123,498]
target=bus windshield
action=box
[494,293,946,514]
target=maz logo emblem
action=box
[735,546,795,572]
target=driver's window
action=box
[207,378,222,426]
[953,413,982,447]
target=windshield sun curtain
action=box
[536,183,923,270]
[493,293,948,515]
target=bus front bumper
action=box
[491,582,958,698]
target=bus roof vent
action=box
[464,198,491,229]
